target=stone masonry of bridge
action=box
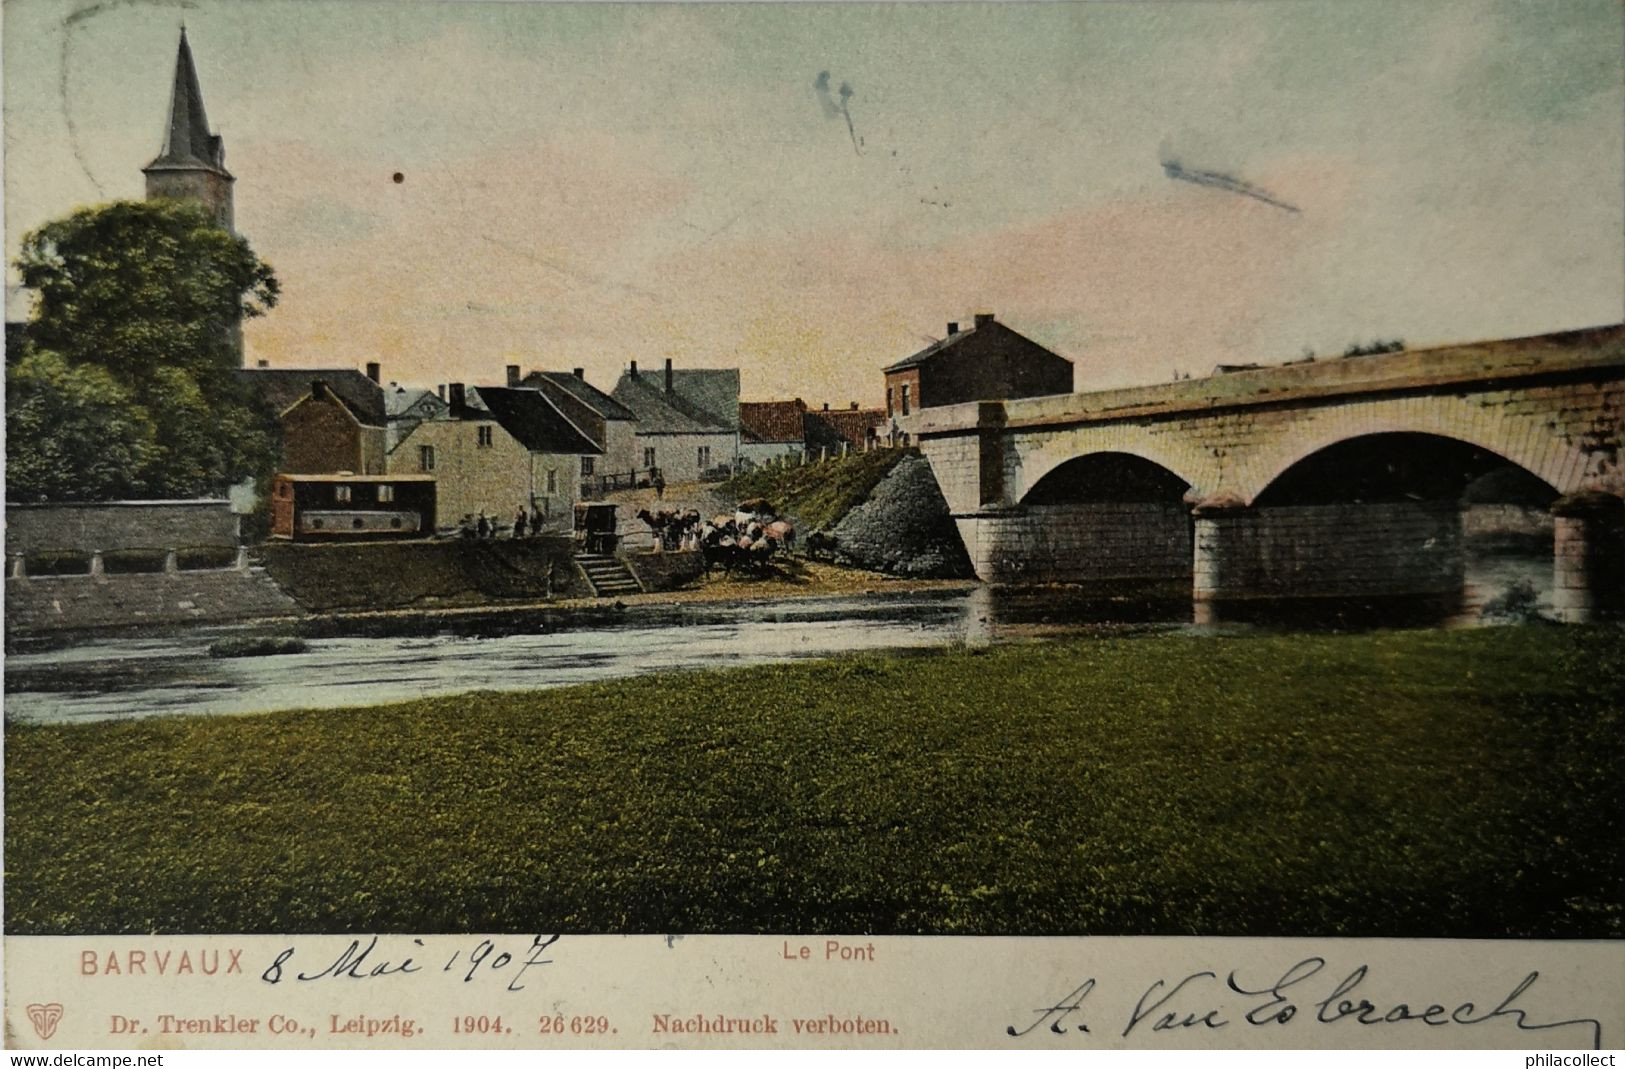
[903,325,1625,622]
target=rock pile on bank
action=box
[819,455,974,579]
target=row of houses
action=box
[242,356,894,534]
[244,310,1073,534]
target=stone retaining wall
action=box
[620,549,705,591]
[7,500,239,564]
[5,567,299,636]
[257,537,589,612]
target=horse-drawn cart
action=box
[574,501,620,554]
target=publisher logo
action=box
[26,1002,64,1041]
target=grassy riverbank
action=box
[719,448,908,530]
[6,626,1623,936]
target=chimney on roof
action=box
[947,322,959,335]
[448,383,465,412]
[365,361,380,384]
[310,379,329,400]
[436,383,446,401]
[256,359,269,368]
[850,402,858,410]
[664,358,673,393]
[573,367,585,380]
[506,364,520,387]
[822,402,830,411]
[974,312,995,328]
[629,360,638,379]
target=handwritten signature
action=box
[261,935,561,993]
[1008,958,1603,1049]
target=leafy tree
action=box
[5,351,159,502]
[8,200,282,500]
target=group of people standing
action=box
[458,504,549,540]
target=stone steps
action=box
[575,555,643,597]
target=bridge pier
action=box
[1191,495,1248,626]
[1550,492,1625,623]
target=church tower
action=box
[142,29,234,231]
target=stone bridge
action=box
[902,325,1625,622]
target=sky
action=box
[5,0,1623,403]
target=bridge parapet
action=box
[909,323,1625,437]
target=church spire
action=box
[147,28,229,173]
[143,28,235,231]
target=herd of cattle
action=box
[636,500,796,574]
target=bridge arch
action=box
[1020,451,1192,505]
[1252,432,1560,508]
[1232,395,1586,505]
[1013,428,1220,506]
[956,449,1197,590]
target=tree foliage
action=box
[5,351,159,502]
[1343,338,1406,357]
[7,200,282,501]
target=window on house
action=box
[901,384,911,416]
[334,485,352,503]
[377,484,395,503]
[644,446,656,470]
[886,386,894,417]
[697,445,711,470]
[546,469,557,494]
[581,456,594,476]
[419,445,435,472]
[477,425,494,448]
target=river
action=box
[3,552,1551,726]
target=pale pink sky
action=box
[6,0,1622,403]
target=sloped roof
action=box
[471,386,603,455]
[612,368,740,434]
[385,386,448,419]
[525,371,638,421]
[739,399,807,444]
[884,332,960,373]
[238,368,386,426]
[144,30,230,176]
[883,317,1069,373]
[811,407,886,448]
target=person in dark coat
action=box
[530,504,544,536]
[476,512,490,539]
[513,509,528,539]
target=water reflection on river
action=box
[3,551,1551,726]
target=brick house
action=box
[882,312,1073,418]
[238,365,387,474]
[386,383,601,532]
[612,360,740,483]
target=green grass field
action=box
[6,626,1622,936]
